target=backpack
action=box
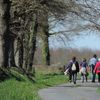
[71,63,76,71]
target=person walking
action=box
[80,58,88,83]
[89,54,98,82]
[94,58,100,83]
[67,57,79,84]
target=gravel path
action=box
[38,80,100,100]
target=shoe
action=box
[74,82,76,84]
[92,81,95,83]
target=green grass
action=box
[0,67,68,100]
[97,87,100,93]
[0,79,38,100]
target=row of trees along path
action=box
[0,0,100,80]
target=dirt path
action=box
[38,80,100,100]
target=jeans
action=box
[69,72,77,83]
[90,64,96,82]
[72,73,77,84]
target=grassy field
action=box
[0,66,68,100]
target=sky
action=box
[49,34,100,50]
[72,34,100,50]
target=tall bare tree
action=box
[0,0,16,68]
[0,0,5,67]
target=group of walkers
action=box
[64,54,100,84]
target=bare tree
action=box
[10,0,100,68]
[0,0,16,68]
[10,0,74,66]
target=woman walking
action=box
[94,58,100,83]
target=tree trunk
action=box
[17,35,24,68]
[27,14,38,74]
[3,1,16,67]
[0,0,6,67]
[23,35,29,70]
[38,11,50,65]
[9,35,16,67]
[0,0,12,68]
[3,33,11,67]
[41,33,50,65]
[0,37,4,67]
[0,0,14,80]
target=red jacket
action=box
[94,61,100,74]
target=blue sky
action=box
[49,34,100,50]
[73,34,100,50]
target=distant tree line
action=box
[50,48,94,65]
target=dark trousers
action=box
[98,74,100,83]
[91,65,96,82]
[92,73,96,82]
[69,73,72,82]
[72,73,77,84]
[69,72,77,84]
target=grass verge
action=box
[0,66,68,100]
[97,87,100,93]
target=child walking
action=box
[80,58,88,83]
